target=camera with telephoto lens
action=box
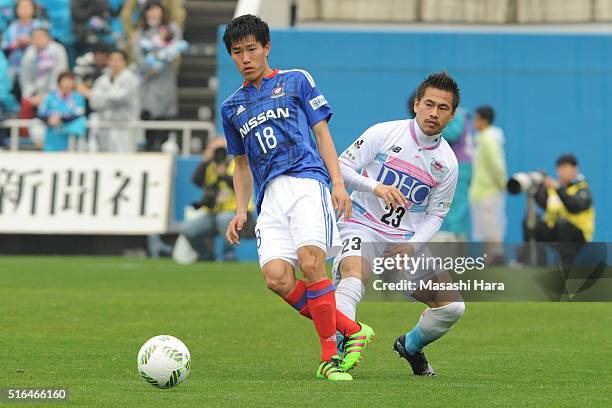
[507,171,545,195]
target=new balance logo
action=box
[236,105,246,116]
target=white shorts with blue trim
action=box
[332,220,438,288]
[255,175,341,269]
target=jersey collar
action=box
[409,119,441,151]
[242,69,279,87]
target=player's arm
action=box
[312,120,351,219]
[221,105,250,245]
[296,70,351,219]
[226,154,253,245]
[385,162,458,257]
[338,124,406,209]
[409,162,459,252]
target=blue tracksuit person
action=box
[37,72,87,151]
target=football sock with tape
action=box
[335,277,365,321]
[404,302,465,354]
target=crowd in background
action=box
[0,0,189,152]
[0,2,593,262]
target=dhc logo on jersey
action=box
[239,107,290,138]
[376,165,433,205]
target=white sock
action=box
[335,277,365,321]
[405,302,465,354]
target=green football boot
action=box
[341,322,375,371]
[316,355,353,381]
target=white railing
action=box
[1,118,217,156]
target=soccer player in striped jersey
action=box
[333,72,465,376]
[220,15,374,381]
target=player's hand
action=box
[226,212,247,245]
[374,184,407,210]
[383,242,415,259]
[331,184,352,220]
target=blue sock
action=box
[336,330,344,355]
[404,324,427,355]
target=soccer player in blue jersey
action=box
[220,15,374,381]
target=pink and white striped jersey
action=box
[338,119,458,244]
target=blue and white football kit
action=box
[221,69,340,267]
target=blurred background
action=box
[1,0,610,261]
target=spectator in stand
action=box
[132,1,187,151]
[19,26,68,144]
[2,0,43,82]
[73,41,111,88]
[0,51,19,114]
[34,0,74,60]
[71,0,111,56]
[78,50,141,152]
[108,0,126,49]
[120,0,184,51]
[0,0,15,32]
[0,50,20,147]
[37,71,87,151]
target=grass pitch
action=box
[0,256,610,407]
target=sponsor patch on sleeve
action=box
[436,201,452,210]
[309,95,328,110]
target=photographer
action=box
[180,138,242,261]
[524,154,594,266]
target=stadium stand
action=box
[296,0,612,23]
[178,0,236,120]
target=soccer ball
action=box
[137,335,191,388]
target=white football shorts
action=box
[255,175,341,268]
[332,219,439,287]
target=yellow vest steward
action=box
[545,180,595,241]
[204,160,237,213]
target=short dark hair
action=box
[92,41,112,55]
[475,106,495,124]
[556,154,578,167]
[57,70,75,83]
[223,14,270,54]
[415,71,460,112]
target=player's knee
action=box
[263,274,292,296]
[299,259,321,280]
[298,250,325,281]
